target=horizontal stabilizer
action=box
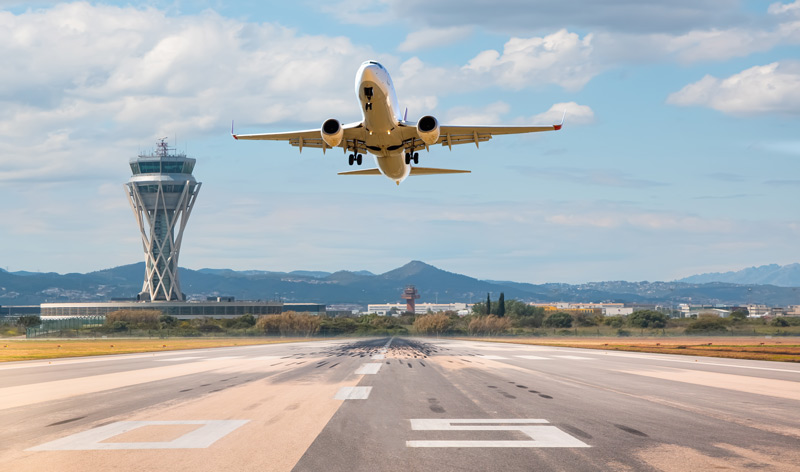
[409,167,471,175]
[338,168,382,176]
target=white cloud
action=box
[319,0,392,26]
[667,62,800,115]
[462,30,598,91]
[529,102,594,125]
[0,3,376,183]
[398,26,472,52]
[445,102,511,126]
[768,1,800,16]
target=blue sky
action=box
[0,0,799,284]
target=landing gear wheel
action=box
[404,153,411,165]
[348,154,355,166]
[413,152,419,164]
[356,154,363,165]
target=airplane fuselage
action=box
[355,61,410,182]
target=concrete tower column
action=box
[125,139,201,301]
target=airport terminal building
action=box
[40,300,283,319]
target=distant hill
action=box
[677,263,800,287]
[2,261,799,306]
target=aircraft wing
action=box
[232,122,367,153]
[397,121,562,152]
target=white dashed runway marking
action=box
[28,420,249,451]
[515,355,551,360]
[355,363,383,375]
[334,386,372,400]
[406,419,590,448]
[478,355,507,360]
[201,356,244,361]
[372,354,385,360]
[551,355,594,360]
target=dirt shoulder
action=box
[455,337,800,363]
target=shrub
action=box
[105,310,161,330]
[604,316,626,328]
[413,313,452,335]
[468,315,511,335]
[685,316,728,334]
[543,312,573,328]
[256,311,320,336]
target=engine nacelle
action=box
[321,118,343,148]
[416,115,440,146]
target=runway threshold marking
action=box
[334,386,372,400]
[28,420,249,451]
[355,363,383,375]
[406,419,590,448]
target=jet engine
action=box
[321,119,343,148]
[416,115,440,146]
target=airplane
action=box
[232,60,563,185]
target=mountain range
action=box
[677,263,800,287]
[2,261,799,307]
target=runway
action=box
[1,337,799,471]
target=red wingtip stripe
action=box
[232,135,239,140]
[553,124,562,131]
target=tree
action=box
[17,315,41,328]
[486,293,491,315]
[628,310,668,329]
[729,310,748,323]
[543,312,573,328]
[497,292,505,317]
[771,317,790,327]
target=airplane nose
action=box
[359,65,380,84]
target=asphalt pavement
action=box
[1,337,799,471]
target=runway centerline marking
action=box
[372,354,386,360]
[334,386,372,400]
[516,355,551,360]
[355,363,382,375]
[406,419,590,448]
[552,355,594,360]
[28,420,249,451]
[478,355,508,360]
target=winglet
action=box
[403,107,408,122]
[553,110,566,131]
[231,120,238,140]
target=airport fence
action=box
[27,316,106,338]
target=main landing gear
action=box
[348,154,363,166]
[404,152,419,165]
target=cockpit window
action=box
[367,61,384,69]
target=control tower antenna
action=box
[125,138,201,301]
[401,285,420,314]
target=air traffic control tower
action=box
[125,139,201,301]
